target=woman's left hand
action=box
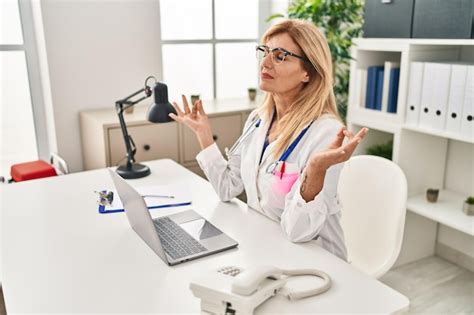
[308,127,369,172]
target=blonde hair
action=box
[258,19,342,159]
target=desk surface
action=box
[1,159,409,313]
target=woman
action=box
[169,19,368,261]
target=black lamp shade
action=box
[147,82,177,123]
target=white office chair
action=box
[338,155,407,279]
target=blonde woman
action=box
[169,19,368,260]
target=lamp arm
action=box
[116,103,135,167]
[115,87,152,114]
[114,85,153,168]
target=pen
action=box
[142,194,175,199]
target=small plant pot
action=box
[248,88,257,101]
[426,188,439,203]
[463,202,474,216]
[190,95,200,105]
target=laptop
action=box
[108,168,238,266]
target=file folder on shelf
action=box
[461,65,474,140]
[356,69,368,108]
[419,63,451,130]
[366,66,383,110]
[375,67,385,111]
[381,62,400,112]
[431,63,451,131]
[387,68,400,114]
[406,62,424,125]
[446,64,468,135]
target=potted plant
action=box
[463,196,474,216]
[248,88,257,101]
[268,0,364,122]
[190,94,200,105]
[426,188,439,203]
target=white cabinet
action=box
[347,38,474,270]
[108,123,179,167]
[181,115,242,163]
[80,97,258,177]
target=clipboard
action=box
[97,184,192,214]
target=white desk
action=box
[1,159,409,313]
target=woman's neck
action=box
[272,87,301,121]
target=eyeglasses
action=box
[256,45,310,65]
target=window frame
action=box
[158,0,269,99]
[1,0,51,161]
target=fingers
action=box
[333,127,346,147]
[182,95,191,114]
[168,112,184,123]
[192,100,198,117]
[172,102,185,117]
[334,127,369,162]
[354,127,369,143]
[343,129,354,140]
[197,100,206,115]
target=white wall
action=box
[40,0,162,172]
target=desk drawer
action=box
[182,114,242,163]
[107,123,179,167]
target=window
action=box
[0,0,48,178]
[159,0,259,101]
[0,0,38,177]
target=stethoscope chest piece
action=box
[265,161,279,174]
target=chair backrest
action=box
[50,152,69,175]
[338,155,407,279]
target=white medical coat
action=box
[196,110,347,260]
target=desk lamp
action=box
[115,76,176,179]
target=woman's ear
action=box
[302,72,310,83]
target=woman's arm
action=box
[280,123,368,243]
[169,96,249,201]
[300,127,368,202]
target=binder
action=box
[431,63,451,131]
[366,66,383,109]
[445,64,468,135]
[374,67,384,110]
[381,62,400,112]
[461,65,474,140]
[406,62,424,125]
[359,69,368,108]
[387,68,400,114]
[419,63,450,130]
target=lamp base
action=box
[116,163,150,179]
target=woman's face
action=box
[259,33,310,95]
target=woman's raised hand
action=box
[169,95,215,150]
[308,127,369,172]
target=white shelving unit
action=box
[407,190,474,236]
[346,38,474,268]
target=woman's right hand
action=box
[169,95,215,150]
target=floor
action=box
[0,256,471,314]
[380,255,474,314]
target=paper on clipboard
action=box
[98,183,192,214]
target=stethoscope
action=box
[225,114,313,176]
[264,121,312,176]
[224,115,261,159]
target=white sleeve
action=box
[195,142,244,202]
[280,120,344,242]
[195,110,258,202]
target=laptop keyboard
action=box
[154,217,207,260]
